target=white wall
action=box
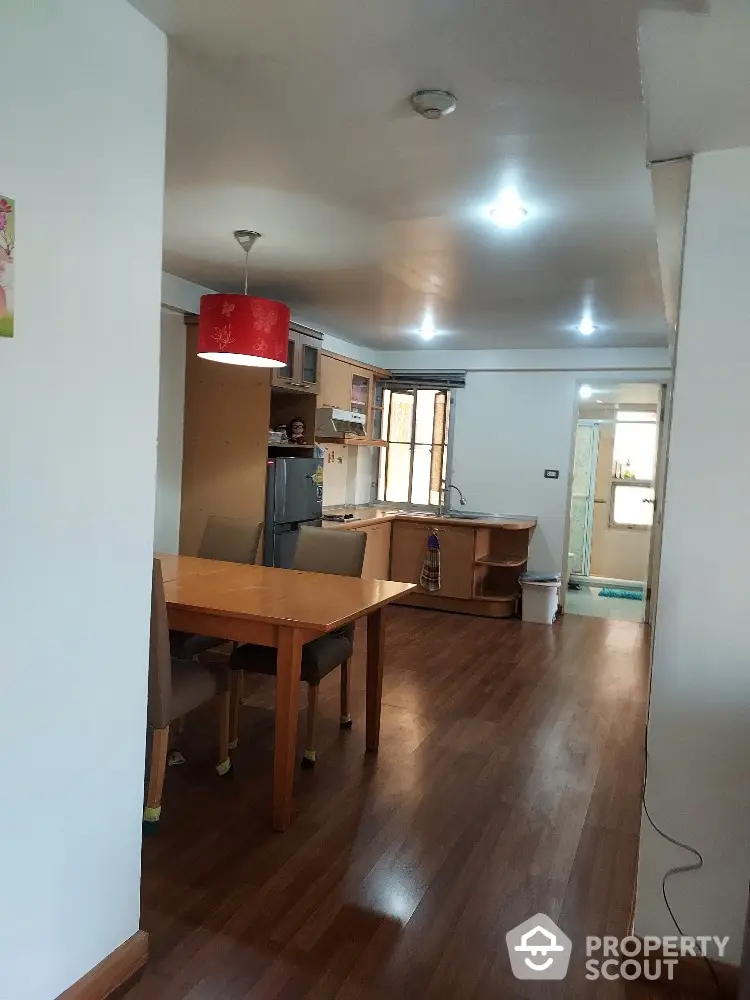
[154,310,187,553]
[635,148,750,963]
[378,346,672,372]
[0,5,166,999]
[322,443,376,507]
[322,333,379,366]
[161,271,216,315]
[451,372,577,572]
[449,369,670,575]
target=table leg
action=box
[273,626,303,831]
[365,608,385,753]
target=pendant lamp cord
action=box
[244,249,249,296]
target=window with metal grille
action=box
[376,388,452,506]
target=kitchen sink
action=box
[441,511,491,520]
[392,509,491,520]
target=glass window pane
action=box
[280,338,295,379]
[388,392,414,443]
[612,485,655,526]
[411,445,432,505]
[382,389,391,440]
[432,393,446,446]
[385,443,411,502]
[377,447,386,501]
[430,446,446,506]
[302,344,319,384]
[351,374,369,415]
[414,389,438,444]
[613,421,657,481]
[429,393,447,500]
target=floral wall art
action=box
[0,195,15,338]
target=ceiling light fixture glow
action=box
[488,189,528,229]
[420,314,437,341]
[579,385,593,399]
[578,316,596,336]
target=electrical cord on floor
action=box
[642,677,723,997]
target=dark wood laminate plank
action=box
[127,609,708,1000]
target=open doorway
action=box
[564,382,664,624]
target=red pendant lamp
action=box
[197,231,290,367]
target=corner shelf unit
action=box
[472,523,535,610]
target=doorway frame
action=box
[561,377,673,624]
[645,383,673,626]
[569,418,600,579]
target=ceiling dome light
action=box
[488,189,528,229]
[578,316,596,336]
[579,385,593,399]
[410,89,457,120]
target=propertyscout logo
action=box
[505,914,730,982]
[506,914,572,980]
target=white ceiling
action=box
[640,0,750,161]
[129,0,689,351]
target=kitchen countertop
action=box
[322,505,537,531]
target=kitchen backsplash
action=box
[322,443,376,507]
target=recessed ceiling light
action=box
[488,189,528,229]
[579,385,593,399]
[596,399,604,404]
[420,313,436,341]
[578,317,596,336]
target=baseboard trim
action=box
[56,930,148,1000]
[394,592,517,618]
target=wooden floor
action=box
[124,608,712,1000]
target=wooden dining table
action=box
[157,554,416,830]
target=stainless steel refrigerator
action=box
[263,457,324,568]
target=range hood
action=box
[315,407,367,439]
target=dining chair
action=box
[228,526,367,767]
[144,558,232,830]
[198,514,263,564]
[169,515,262,660]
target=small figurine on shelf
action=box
[287,417,307,445]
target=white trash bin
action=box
[520,575,561,624]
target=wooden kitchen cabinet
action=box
[390,521,475,598]
[358,522,392,580]
[319,353,390,443]
[271,325,322,393]
[180,323,271,555]
[298,330,322,390]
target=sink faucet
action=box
[438,482,467,517]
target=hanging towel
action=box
[419,530,441,592]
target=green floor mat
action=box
[598,588,643,601]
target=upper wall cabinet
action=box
[271,325,322,393]
[319,353,390,443]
